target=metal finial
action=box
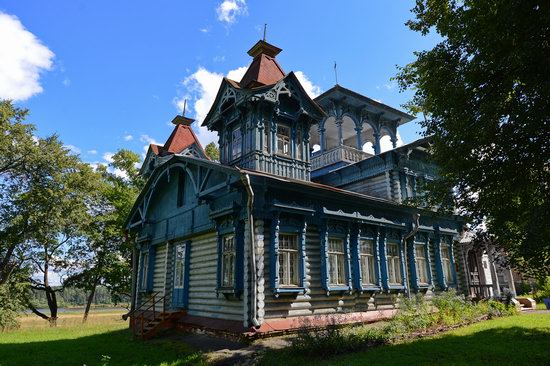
[263,24,267,41]
[182,99,187,116]
[334,61,338,85]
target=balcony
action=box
[311,145,373,171]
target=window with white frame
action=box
[441,243,453,282]
[221,235,235,287]
[141,252,149,290]
[277,125,291,156]
[174,244,185,288]
[406,175,415,199]
[415,243,429,284]
[232,127,242,159]
[359,239,376,285]
[278,234,299,286]
[387,242,402,284]
[328,238,346,285]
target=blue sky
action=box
[0,1,438,165]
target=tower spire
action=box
[263,23,267,41]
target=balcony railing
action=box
[311,145,373,171]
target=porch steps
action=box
[134,311,187,340]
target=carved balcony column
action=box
[373,132,381,155]
[336,118,344,146]
[355,126,363,150]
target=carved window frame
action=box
[216,217,244,298]
[270,212,307,297]
[352,225,382,292]
[409,232,433,290]
[435,234,457,289]
[379,228,407,291]
[320,220,352,295]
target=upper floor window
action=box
[278,234,299,286]
[359,239,376,285]
[277,125,291,156]
[387,242,402,285]
[441,244,453,282]
[232,128,242,159]
[406,175,415,199]
[263,125,270,153]
[177,170,185,207]
[296,128,303,160]
[415,243,429,284]
[221,235,235,287]
[328,238,346,285]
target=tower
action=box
[201,40,325,181]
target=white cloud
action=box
[102,152,114,163]
[63,144,81,155]
[123,134,133,141]
[139,134,162,159]
[87,149,97,155]
[216,0,247,25]
[226,66,247,81]
[294,71,322,98]
[62,77,71,87]
[379,131,404,153]
[174,66,246,147]
[200,28,209,33]
[0,12,54,101]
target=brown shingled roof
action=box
[149,123,206,157]
[240,40,285,88]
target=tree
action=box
[66,149,142,322]
[204,142,220,161]
[24,136,100,326]
[396,1,550,277]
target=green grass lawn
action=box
[261,313,550,366]
[0,313,205,366]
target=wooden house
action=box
[125,39,477,339]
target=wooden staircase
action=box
[126,292,186,340]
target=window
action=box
[278,234,299,286]
[277,125,291,156]
[174,244,185,288]
[328,238,346,285]
[141,252,149,290]
[359,239,376,285]
[176,170,185,207]
[221,235,235,287]
[415,244,429,284]
[441,244,453,282]
[387,243,402,284]
[232,128,242,159]
[296,128,303,160]
[406,175,415,199]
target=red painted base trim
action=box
[175,310,397,339]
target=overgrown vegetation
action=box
[288,291,517,357]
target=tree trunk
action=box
[45,286,58,327]
[82,278,99,323]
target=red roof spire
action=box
[239,39,285,88]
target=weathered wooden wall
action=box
[187,232,243,321]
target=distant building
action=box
[125,39,512,339]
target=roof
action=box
[163,124,204,154]
[240,40,286,89]
[315,84,415,123]
[145,123,207,158]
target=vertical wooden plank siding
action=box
[187,232,243,321]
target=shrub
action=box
[0,283,23,331]
[533,277,550,302]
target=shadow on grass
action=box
[261,326,550,366]
[0,328,204,366]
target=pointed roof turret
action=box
[239,39,285,89]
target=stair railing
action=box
[127,292,167,337]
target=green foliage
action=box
[532,277,550,302]
[0,281,26,331]
[396,1,550,276]
[204,142,220,161]
[288,291,517,357]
